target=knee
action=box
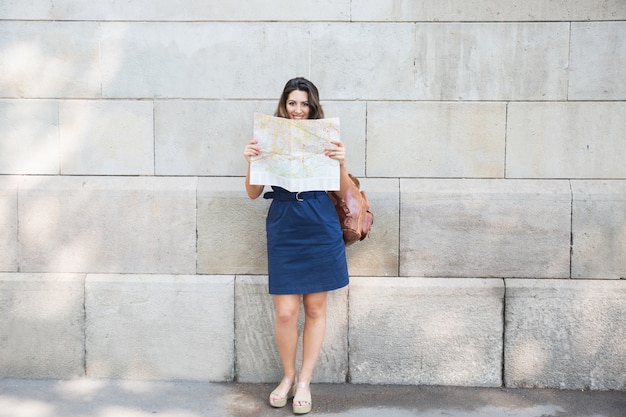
[304,303,326,320]
[275,305,299,325]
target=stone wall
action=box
[1,1,625,390]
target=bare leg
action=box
[270,294,300,404]
[294,291,328,412]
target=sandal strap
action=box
[293,381,311,403]
[271,377,294,397]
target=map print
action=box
[250,113,341,192]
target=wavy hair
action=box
[274,77,324,120]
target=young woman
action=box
[243,77,352,414]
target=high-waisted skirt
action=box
[264,186,349,295]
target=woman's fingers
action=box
[325,140,346,163]
[244,140,260,162]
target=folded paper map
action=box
[250,113,340,192]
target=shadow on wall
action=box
[0,20,104,271]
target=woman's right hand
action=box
[243,139,260,162]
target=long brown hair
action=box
[274,77,324,120]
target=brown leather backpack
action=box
[329,174,374,246]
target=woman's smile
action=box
[286,90,310,120]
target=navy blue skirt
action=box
[264,186,349,295]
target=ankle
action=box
[296,375,311,385]
[283,373,296,383]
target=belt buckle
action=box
[295,192,304,202]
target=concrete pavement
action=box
[0,378,624,417]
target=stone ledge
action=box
[0,273,85,378]
[504,279,626,390]
[235,276,349,383]
[85,274,235,381]
[2,273,624,390]
[349,277,505,386]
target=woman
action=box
[243,77,352,414]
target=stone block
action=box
[0,100,59,175]
[412,23,569,100]
[235,276,348,383]
[18,176,196,274]
[101,22,309,99]
[570,22,626,100]
[85,274,234,381]
[571,180,626,279]
[0,178,18,271]
[60,100,154,175]
[345,178,399,277]
[155,100,273,176]
[367,102,506,178]
[0,22,100,98]
[197,177,269,275]
[197,176,388,276]
[504,279,626,390]
[349,277,504,386]
[319,101,367,178]
[400,179,571,278]
[0,0,52,19]
[310,23,416,100]
[47,0,351,21]
[155,100,365,177]
[507,102,626,179]
[351,0,626,22]
[0,273,85,378]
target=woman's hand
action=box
[244,138,264,199]
[325,140,346,166]
[243,139,260,162]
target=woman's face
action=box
[286,90,310,120]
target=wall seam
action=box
[97,21,103,98]
[15,184,21,272]
[504,102,509,179]
[233,275,238,382]
[566,21,572,101]
[397,177,401,277]
[82,275,87,377]
[345,285,351,383]
[569,180,574,279]
[349,0,353,22]
[195,180,199,275]
[308,25,312,79]
[501,278,507,388]
[364,101,368,176]
[56,100,61,175]
[152,101,156,175]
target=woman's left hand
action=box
[325,140,346,166]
